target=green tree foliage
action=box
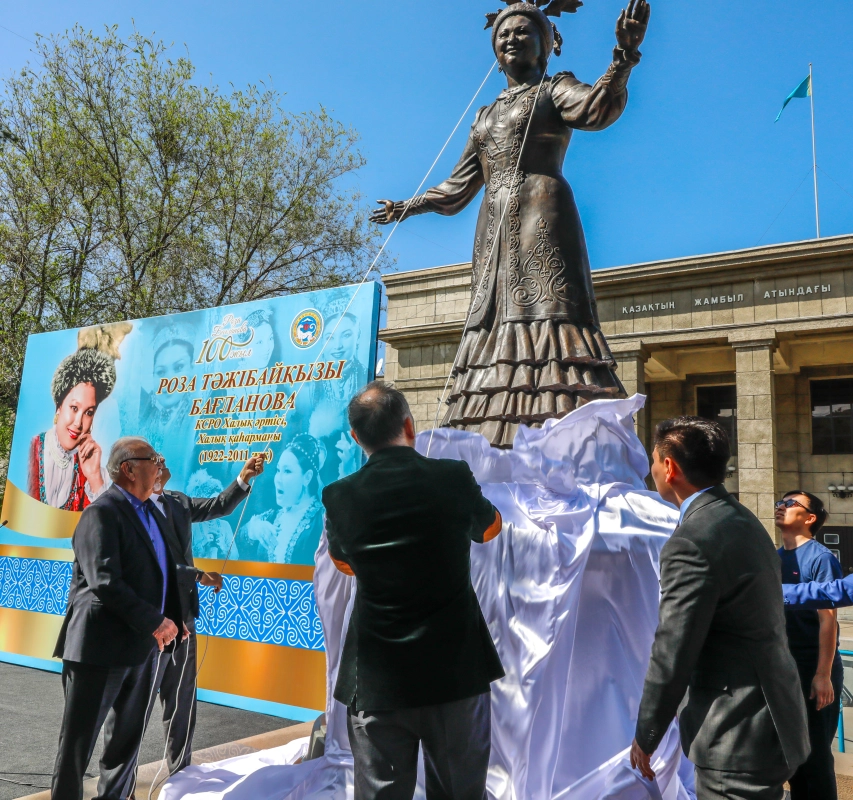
[0,24,382,425]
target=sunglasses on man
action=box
[774,497,813,513]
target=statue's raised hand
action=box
[615,0,650,51]
[369,199,400,225]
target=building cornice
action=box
[379,320,464,346]
[381,310,853,350]
[379,236,853,299]
[382,263,471,295]
[592,235,853,297]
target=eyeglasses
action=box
[121,454,164,466]
[774,498,813,513]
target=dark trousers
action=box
[346,692,491,800]
[51,652,164,800]
[694,763,794,800]
[788,657,843,800]
[157,632,197,774]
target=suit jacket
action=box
[156,480,249,625]
[54,484,183,667]
[635,485,809,773]
[322,446,504,712]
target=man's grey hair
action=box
[107,436,152,479]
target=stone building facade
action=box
[380,235,853,558]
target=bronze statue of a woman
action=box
[372,0,651,447]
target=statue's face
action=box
[495,15,543,73]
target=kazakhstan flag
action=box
[775,75,811,122]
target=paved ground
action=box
[5,616,853,798]
[0,662,299,799]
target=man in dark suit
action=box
[631,417,809,799]
[52,436,183,800]
[145,454,263,774]
[322,381,504,800]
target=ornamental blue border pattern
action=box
[0,556,71,615]
[0,557,324,652]
[196,576,324,651]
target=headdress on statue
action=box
[486,0,583,59]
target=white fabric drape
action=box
[162,396,695,800]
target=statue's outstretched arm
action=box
[369,128,485,225]
[552,0,649,132]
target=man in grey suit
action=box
[52,437,182,800]
[145,454,264,774]
[631,417,809,799]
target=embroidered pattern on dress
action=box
[503,86,541,308]
[472,84,539,317]
[283,498,323,563]
[470,128,496,317]
[513,218,571,307]
[37,432,84,510]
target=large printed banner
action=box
[0,282,380,717]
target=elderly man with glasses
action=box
[51,436,184,800]
[776,490,842,800]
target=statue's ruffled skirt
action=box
[441,319,625,448]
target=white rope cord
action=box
[425,61,552,457]
[127,649,164,799]
[148,640,191,799]
[176,59,500,717]
[169,668,198,780]
[210,57,499,581]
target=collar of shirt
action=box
[149,491,167,513]
[117,484,147,512]
[678,486,712,524]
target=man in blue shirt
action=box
[776,489,842,800]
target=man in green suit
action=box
[322,381,504,800]
[631,417,809,799]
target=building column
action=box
[611,341,650,448]
[729,331,779,539]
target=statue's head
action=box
[491,5,553,73]
[487,1,580,72]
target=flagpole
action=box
[809,62,820,238]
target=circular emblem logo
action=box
[291,309,323,349]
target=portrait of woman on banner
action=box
[137,321,199,477]
[236,307,278,372]
[244,433,325,564]
[186,469,238,560]
[306,299,368,485]
[27,327,125,510]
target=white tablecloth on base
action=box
[162,396,695,800]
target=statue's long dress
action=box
[402,53,638,447]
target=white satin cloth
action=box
[162,396,696,800]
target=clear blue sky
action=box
[1,1,851,275]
